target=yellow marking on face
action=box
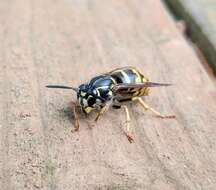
[81,91,86,96]
[121,71,130,83]
[82,98,88,106]
[84,107,93,113]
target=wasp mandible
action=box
[46,67,175,142]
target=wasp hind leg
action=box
[122,105,134,143]
[134,97,175,119]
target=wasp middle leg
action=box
[133,97,176,119]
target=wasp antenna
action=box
[46,85,78,92]
[146,82,172,87]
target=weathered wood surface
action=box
[0,0,216,189]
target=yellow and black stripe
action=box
[109,67,150,97]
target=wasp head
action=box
[77,84,105,114]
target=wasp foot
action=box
[156,115,176,119]
[124,132,134,143]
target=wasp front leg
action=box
[133,97,175,119]
[70,101,80,132]
[122,105,134,143]
[94,105,109,122]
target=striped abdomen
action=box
[110,67,150,97]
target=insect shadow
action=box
[59,106,74,122]
[57,102,93,130]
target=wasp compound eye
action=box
[88,97,96,106]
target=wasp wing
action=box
[112,82,172,95]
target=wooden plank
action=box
[0,0,216,189]
[164,0,216,73]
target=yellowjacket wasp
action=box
[46,67,175,142]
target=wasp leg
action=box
[134,97,175,119]
[70,101,80,132]
[94,105,109,122]
[122,105,134,143]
